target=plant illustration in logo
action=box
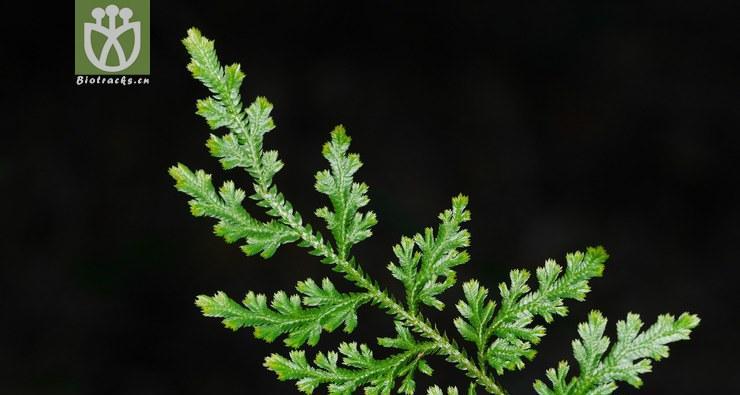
[84,4,141,72]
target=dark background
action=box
[4,1,738,394]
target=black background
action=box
[4,1,738,394]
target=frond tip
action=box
[315,126,378,260]
[454,280,496,353]
[387,194,472,313]
[533,311,700,395]
[182,27,283,187]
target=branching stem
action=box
[254,183,508,395]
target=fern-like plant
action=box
[171,28,699,395]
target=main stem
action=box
[255,184,509,395]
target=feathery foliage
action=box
[196,278,370,348]
[315,126,378,260]
[172,27,699,394]
[169,164,298,258]
[265,340,437,395]
[533,311,700,395]
[454,248,609,374]
[388,195,471,313]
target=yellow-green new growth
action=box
[172,27,699,394]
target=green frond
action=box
[387,194,471,313]
[169,163,298,257]
[181,28,281,187]
[481,247,608,374]
[178,33,508,394]
[314,126,377,259]
[265,341,437,395]
[182,28,243,114]
[177,28,697,395]
[533,310,700,395]
[179,30,350,277]
[195,278,370,348]
[454,280,496,353]
[175,29,291,258]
